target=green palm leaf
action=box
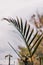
[8,42,22,58]
[20,18,23,32]
[3,17,43,58]
[23,20,27,37]
[25,25,30,39]
[30,33,43,51]
[31,34,43,57]
[28,31,38,47]
[16,17,20,29]
[26,29,34,44]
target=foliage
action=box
[3,17,43,65]
[18,46,29,57]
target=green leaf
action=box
[31,33,43,57]
[28,31,38,47]
[3,18,18,26]
[20,18,23,32]
[3,17,43,59]
[24,21,27,37]
[25,25,30,39]
[30,33,43,51]
[16,17,20,29]
[26,29,34,44]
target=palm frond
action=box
[25,25,30,39]
[23,20,27,36]
[26,29,34,44]
[16,17,20,29]
[8,42,22,58]
[31,34,43,57]
[3,17,43,58]
[28,31,38,47]
[30,33,43,51]
[8,42,27,61]
[20,18,23,32]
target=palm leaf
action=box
[31,34,43,57]
[30,33,43,51]
[8,42,22,58]
[3,18,18,26]
[20,18,23,32]
[3,18,32,55]
[28,31,38,47]
[8,42,28,61]
[25,25,30,39]
[23,20,27,37]
[16,17,20,29]
[26,29,34,44]
[3,17,43,58]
